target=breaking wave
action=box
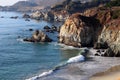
[26,48,89,80]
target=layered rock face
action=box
[24,30,52,42]
[97,19,120,57]
[59,13,100,47]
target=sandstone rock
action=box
[104,45,120,57]
[59,13,100,47]
[97,19,120,57]
[30,11,43,20]
[24,30,52,42]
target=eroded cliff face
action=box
[97,19,120,57]
[59,6,120,57]
[59,13,101,47]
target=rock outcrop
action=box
[24,30,52,42]
[97,19,120,57]
[59,6,120,57]
[44,12,54,21]
[30,11,44,20]
[23,13,30,18]
[59,13,100,47]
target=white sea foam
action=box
[26,70,54,80]
[17,38,24,42]
[67,55,85,63]
[17,38,32,43]
[26,54,86,80]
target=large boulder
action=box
[24,30,52,42]
[59,13,100,47]
[30,11,44,20]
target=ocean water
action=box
[0,12,82,80]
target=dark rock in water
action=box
[44,12,54,21]
[18,36,21,38]
[1,16,4,18]
[24,30,52,42]
[10,16,18,19]
[95,53,101,56]
[51,25,57,31]
[96,50,101,53]
[29,28,33,31]
[101,49,105,52]
[43,26,51,30]
[25,18,30,21]
[23,13,30,18]
[43,26,51,32]
[49,30,54,33]
[43,25,58,33]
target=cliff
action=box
[59,13,101,47]
[51,0,110,14]
[97,19,120,57]
[0,0,110,12]
[59,6,120,57]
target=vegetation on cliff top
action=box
[51,0,110,14]
[105,0,120,7]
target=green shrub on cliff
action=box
[112,10,120,19]
[105,0,120,7]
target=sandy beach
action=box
[34,48,120,80]
[90,65,120,80]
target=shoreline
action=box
[35,48,120,80]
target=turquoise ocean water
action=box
[0,12,81,80]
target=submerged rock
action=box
[25,18,30,21]
[24,30,52,42]
[1,16,4,18]
[10,16,18,19]
[43,25,59,33]
[28,28,33,31]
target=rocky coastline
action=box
[58,6,120,57]
[23,5,120,57]
[22,1,120,80]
